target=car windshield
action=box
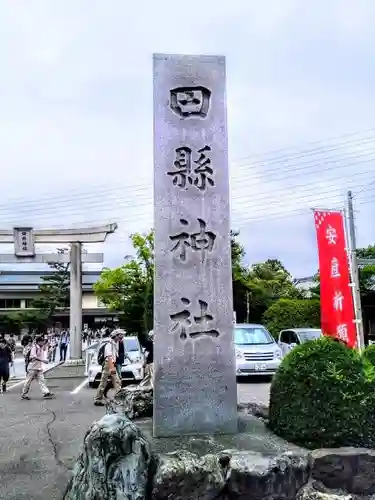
[298,330,322,342]
[235,327,274,345]
[124,338,140,351]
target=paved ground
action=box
[0,372,270,500]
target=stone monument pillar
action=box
[153,53,238,437]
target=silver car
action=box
[235,323,282,377]
[278,328,322,357]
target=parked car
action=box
[87,336,145,388]
[235,323,282,377]
[278,328,322,357]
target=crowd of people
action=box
[0,330,72,396]
[0,326,154,401]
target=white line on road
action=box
[71,378,89,394]
[7,379,25,390]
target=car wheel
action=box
[88,381,96,388]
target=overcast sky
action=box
[0,1,375,277]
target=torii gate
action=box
[0,224,117,361]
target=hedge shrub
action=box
[363,344,375,367]
[268,337,375,449]
[263,298,320,338]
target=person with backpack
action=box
[94,330,122,406]
[0,336,12,393]
[21,336,54,400]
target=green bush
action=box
[363,344,375,367]
[268,337,375,449]
[263,298,320,338]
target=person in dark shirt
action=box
[140,330,154,387]
[0,336,12,392]
[115,330,132,379]
[21,334,33,348]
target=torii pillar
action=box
[0,224,117,361]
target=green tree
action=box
[94,229,300,335]
[309,244,375,299]
[94,231,154,344]
[231,230,250,323]
[263,298,321,337]
[3,309,49,333]
[242,259,302,323]
[31,249,70,324]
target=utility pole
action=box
[246,291,250,323]
[347,191,365,350]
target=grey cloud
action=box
[1,0,375,276]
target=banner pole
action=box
[346,191,365,350]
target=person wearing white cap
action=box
[94,329,122,406]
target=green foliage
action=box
[233,254,303,324]
[95,229,302,334]
[263,298,320,337]
[31,249,70,322]
[3,309,49,333]
[363,344,375,368]
[310,244,375,298]
[94,231,154,342]
[269,337,375,449]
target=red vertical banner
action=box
[314,210,357,348]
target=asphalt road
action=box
[1,372,271,500]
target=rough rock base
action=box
[65,410,375,500]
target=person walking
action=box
[0,336,12,393]
[23,338,33,373]
[140,330,154,387]
[21,332,33,348]
[94,330,122,406]
[21,336,54,400]
[59,330,69,362]
[115,330,132,379]
[48,334,58,363]
[7,333,16,378]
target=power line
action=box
[1,129,375,209]
[0,160,373,225]
[231,127,375,164]
[0,149,374,219]
[233,135,375,171]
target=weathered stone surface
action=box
[152,450,225,500]
[226,450,310,500]
[310,448,375,495]
[64,414,152,500]
[109,385,153,420]
[153,53,237,437]
[297,482,353,500]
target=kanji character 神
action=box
[170,218,216,262]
